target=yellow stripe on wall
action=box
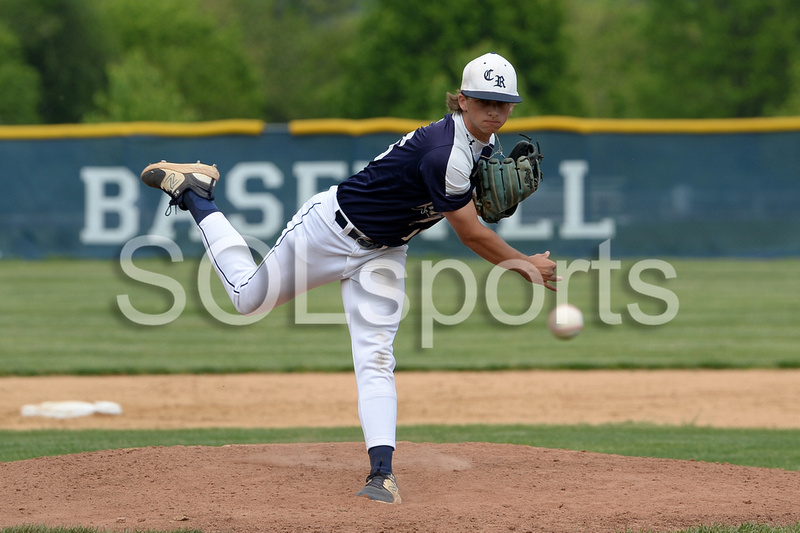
[503,115,800,134]
[3,116,800,140]
[288,115,800,135]
[0,119,265,140]
[288,118,430,136]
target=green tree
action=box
[201,0,364,121]
[0,0,111,123]
[636,0,800,118]
[83,49,199,123]
[561,0,650,118]
[92,0,264,121]
[334,0,578,120]
[0,21,41,124]
[767,53,800,116]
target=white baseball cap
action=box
[460,52,523,103]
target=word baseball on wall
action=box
[2,116,799,259]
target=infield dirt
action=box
[2,369,800,532]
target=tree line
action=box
[1,0,798,125]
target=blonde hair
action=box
[446,91,462,114]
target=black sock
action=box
[368,445,394,476]
[183,190,219,224]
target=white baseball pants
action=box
[196,186,408,450]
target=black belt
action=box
[335,210,386,250]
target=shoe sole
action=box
[356,486,402,504]
[355,477,402,504]
[141,161,220,200]
[141,161,220,182]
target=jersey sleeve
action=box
[419,145,474,213]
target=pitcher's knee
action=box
[232,293,271,316]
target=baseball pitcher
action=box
[141,52,558,504]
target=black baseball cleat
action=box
[355,472,402,504]
[141,160,219,211]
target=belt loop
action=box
[335,209,349,231]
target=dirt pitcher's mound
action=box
[2,442,799,533]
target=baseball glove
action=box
[471,136,544,223]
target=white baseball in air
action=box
[547,304,584,340]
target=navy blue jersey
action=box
[337,113,494,247]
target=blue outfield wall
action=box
[1,116,799,260]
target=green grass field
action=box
[1,257,798,375]
[1,257,799,533]
[2,423,800,469]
